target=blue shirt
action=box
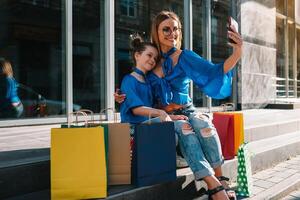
[0,76,20,110]
[147,49,233,106]
[120,74,153,124]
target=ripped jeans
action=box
[173,106,224,180]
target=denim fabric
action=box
[174,110,224,180]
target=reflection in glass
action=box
[276,0,285,15]
[73,0,105,112]
[287,0,295,18]
[114,0,184,110]
[288,23,295,97]
[192,0,204,107]
[276,17,286,97]
[211,0,232,106]
[0,0,66,119]
[297,28,300,97]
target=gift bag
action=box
[51,112,107,200]
[99,108,131,185]
[236,143,253,197]
[132,121,177,187]
[213,112,235,159]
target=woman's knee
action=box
[174,120,194,135]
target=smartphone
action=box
[227,16,239,44]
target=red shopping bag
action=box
[212,113,235,160]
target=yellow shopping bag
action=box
[51,126,107,200]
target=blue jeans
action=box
[173,107,224,180]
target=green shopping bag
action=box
[236,143,253,197]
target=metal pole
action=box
[66,0,73,124]
[184,0,193,98]
[204,0,212,111]
[105,0,115,120]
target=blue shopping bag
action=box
[132,121,177,187]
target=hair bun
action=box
[130,33,143,49]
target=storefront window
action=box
[288,23,295,97]
[276,17,286,97]
[73,0,105,113]
[0,1,65,119]
[287,0,295,19]
[114,0,184,110]
[276,0,285,15]
[211,0,232,106]
[192,0,204,107]
[297,28,300,97]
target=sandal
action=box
[207,185,225,200]
[217,176,236,200]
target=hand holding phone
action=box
[227,16,239,44]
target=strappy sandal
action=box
[207,185,225,200]
[217,176,236,200]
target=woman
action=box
[0,59,23,118]
[117,11,242,200]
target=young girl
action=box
[120,35,187,125]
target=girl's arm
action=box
[132,106,171,121]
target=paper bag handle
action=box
[99,107,117,122]
[68,111,88,128]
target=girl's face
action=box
[135,46,158,73]
[157,18,180,51]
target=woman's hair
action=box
[0,59,13,77]
[130,33,158,66]
[151,10,182,54]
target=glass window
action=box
[297,28,300,97]
[120,0,137,17]
[0,1,65,119]
[73,0,105,113]
[211,0,232,106]
[115,0,184,111]
[287,0,295,18]
[276,0,285,15]
[288,23,295,97]
[276,17,286,97]
[192,0,204,107]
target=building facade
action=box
[0,0,299,127]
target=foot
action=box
[207,185,229,200]
[217,176,236,200]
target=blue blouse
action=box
[120,74,153,124]
[147,49,233,106]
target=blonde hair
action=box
[151,10,182,55]
[0,59,13,77]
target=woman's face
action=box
[157,18,180,51]
[135,46,158,72]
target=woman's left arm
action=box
[223,25,243,74]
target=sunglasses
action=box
[161,26,181,36]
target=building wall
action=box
[239,0,276,109]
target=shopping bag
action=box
[213,112,235,160]
[236,143,253,197]
[51,112,107,199]
[132,121,177,187]
[226,112,245,154]
[98,108,131,185]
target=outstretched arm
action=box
[224,25,243,74]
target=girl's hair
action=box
[0,59,13,77]
[130,33,158,66]
[151,10,182,55]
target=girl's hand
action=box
[114,89,126,103]
[169,114,188,120]
[159,110,172,122]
